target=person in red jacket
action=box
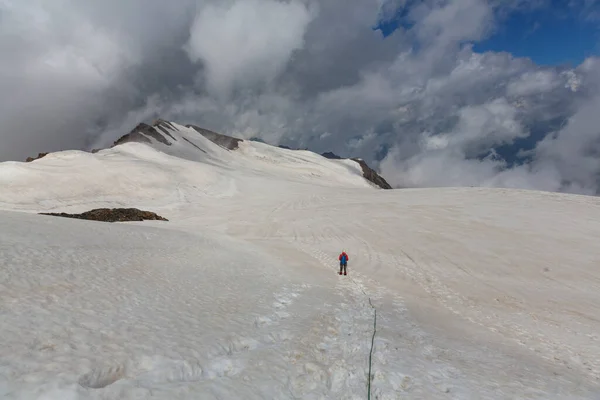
[338,250,349,275]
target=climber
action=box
[338,250,349,275]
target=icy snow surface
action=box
[1,122,600,399]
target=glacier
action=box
[1,121,599,399]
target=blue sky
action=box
[375,0,600,67]
[476,0,600,66]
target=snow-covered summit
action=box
[105,119,391,189]
[0,119,389,215]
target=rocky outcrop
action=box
[321,151,391,189]
[186,125,242,150]
[25,152,49,162]
[321,150,393,189]
[108,119,242,152]
[40,208,168,223]
[112,122,174,148]
[321,152,342,160]
[152,119,178,142]
[350,158,392,189]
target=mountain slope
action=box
[106,119,392,189]
[1,121,600,399]
[2,120,385,214]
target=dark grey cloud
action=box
[1,0,600,195]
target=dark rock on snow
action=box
[25,153,49,162]
[186,124,242,151]
[113,122,172,147]
[350,158,392,189]
[321,152,342,160]
[40,208,168,223]
[322,152,390,189]
[181,137,207,153]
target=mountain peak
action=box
[22,118,393,190]
[112,121,177,148]
[107,118,393,189]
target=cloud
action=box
[506,70,561,97]
[531,84,600,193]
[184,0,314,98]
[0,0,197,161]
[2,0,600,196]
[378,55,600,193]
[416,0,493,46]
[0,0,138,160]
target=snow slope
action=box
[0,122,373,214]
[1,121,600,399]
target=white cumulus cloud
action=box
[185,0,314,98]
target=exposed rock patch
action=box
[113,123,172,147]
[186,124,242,150]
[25,153,49,162]
[182,137,207,153]
[40,208,168,223]
[321,152,342,160]
[154,125,177,141]
[321,151,392,189]
[154,118,178,132]
[153,119,179,142]
[350,158,392,189]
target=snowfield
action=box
[1,122,600,399]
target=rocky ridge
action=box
[26,119,393,189]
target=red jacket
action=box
[339,252,349,261]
